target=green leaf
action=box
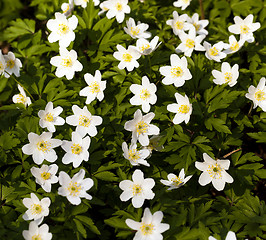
[75,215,101,235]
[73,219,87,238]
[247,132,266,143]
[104,217,128,229]
[93,171,118,181]
[205,117,232,134]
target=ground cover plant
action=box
[0,0,266,239]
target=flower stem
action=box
[248,102,253,116]
[222,148,241,159]
[198,0,205,19]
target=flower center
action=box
[171,66,184,78]
[230,42,239,51]
[140,44,151,52]
[140,223,154,235]
[79,115,91,127]
[41,171,51,180]
[122,53,132,62]
[240,25,249,34]
[185,39,195,48]
[207,163,222,179]
[68,181,82,196]
[128,149,140,162]
[255,90,266,101]
[61,57,73,67]
[71,144,82,154]
[193,23,200,31]
[16,94,26,104]
[179,104,190,114]
[32,234,42,240]
[90,81,101,93]
[58,23,69,35]
[31,204,43,215]
[0,62,4,72]
[116,3,122,11]
[130,27,140,36]
[132,184,142,195]
[140,89,151,100]
[45,113,54,122]
[175,21,184,30]
[224,72,232,83]
[6,59,15,69]
[136,121,149,134]
[209,47,219,56]
[63,4,70,13]
[37,140,51,152]
[171,176,182,187]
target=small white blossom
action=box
[135,36,161,55]
[204,41,226,62]
[12,84,32,107]
[61,131,90,168]
[212,62,239,87]
[58,169,94,205]
[0,50,6,75]
[173,0,191,10]
[66,105,103,137]
[167,93,192,124]
[126,208,170,239]
[74,0,100,8]
[22,221,52,240]
[160,168,192,190]
[3,51,22,78]
[47,12,78,47]
[129,76,157,113]
[50,47,83,80]
[122,142,150,167]
[119,169,155,208]
[38,102,65,132]
[245,77,266,112]
[209,231,237,240]
[79,70,106,104]
[61,0,74,17]
[124,109,160,146]
[98,1,109,15]
[195,153,234,191]
[22,132,62,165]
[187,13,209,36]
[22,193,50,225]
[223,35,245,54]
[113,44,141,72]
[175,27,205,57]
[166,11,192,36]
[103,0,130,23]
[159,54,192,87]
[124,17,151,39]
[31,164,59,192]
[228,14,261,43]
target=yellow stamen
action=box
[41,172,51,180]
[45,113,54,122]
[185,39,195,48]
[193,23,200,31]
[136,121,148,134]
[63,4,70,13]
[16,94,26,104]
[37,140,51,152]
[175,21,184,30]
[32,234,42,240]
[79,115,91,127]
[90,81,101,93]
[179,105,190,114]
[116,3,122,11]
[132,184,142,195]
[6,60,15,69]
[171,67,184,78]
[240,25,249,34]
[171,176,182,187]
[140,44,150,52]
[61,57,72,67]
[31,204,42,215]
[58,23,69,35]
[230,42,239,51]
[207,163,222,179]
[255,90,265,101]
[140,89,151,100]
[68,181,82,196]
[130,27,140,36]
[128,149,140,162]
[224,72,232,83]
[122,53,132,62]
[209,47,219,56]
[140,223,154,235]
[71,144,82,154]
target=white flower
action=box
[159,54,192,87]
[124,17,151,39]
[223,35,245,54]
[104,0,130,23]
[22,132,62,165]
[22,193,50,225]
[38,102,65,132]
[50,47,83,80]
[74,0,100,8]
[79,70,106,104]
[212,62,239,87]
[30,164,59,192]
[119,169,155,208]
[58,169,94,205]
[129,76,157,113]
[47,12,78,47]
[245,77,266,111]
[173,0,191,10]
[122,142,150,167]
[228,14,261,43]
[124,109,160,146]
[22,221,52,240]
[166,11,192,36]
[167,93,192,124]
[160,168,192,190]
[209,231,237,240]
[66,105,103,137]
[204,41,226,62]
[175,27,205,57]
[195,153,234,191]
[135,36,161,55]
[61,0,74,17]
[113,44,141,72]
[3,51,22,78]
[0,50,6,75]
[126,208,170,239]
[12,84,32,107]
[99,1,109,15]
[187,13,209,36]
[61,131,90,168]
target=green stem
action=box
[248,102,253,116]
